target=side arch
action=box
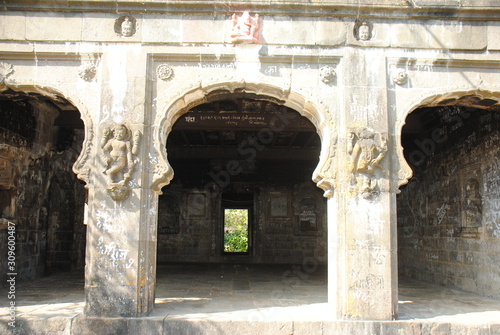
[395,89,500,190]
[0,83,94,186]
[151,81,337,197]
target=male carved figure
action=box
[120,16,135,37]
[358,21,371,41]
[231,11,260,43]
[349,129,387,197]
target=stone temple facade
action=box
[0,0,499,323]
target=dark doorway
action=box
[0,89,86,282]
[158,96,326,265]
[398,96,500,298]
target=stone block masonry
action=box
[1,0,500,321]
[398,107,500,298]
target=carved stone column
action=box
[325,48,398,320]
[76,46,159,317]
[83,123,159,317]
[327,184,397,320]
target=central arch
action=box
[151,81,335,313]
[152,81,335,197]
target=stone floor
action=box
[1,264,500,334]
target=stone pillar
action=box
[328,190,397,320]
[82,47,158,317]
[84,166,158,317]
[327,48,397,320]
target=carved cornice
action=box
[4,1,500,21]
[388,57,500,71]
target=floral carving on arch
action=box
[151,80,336,197]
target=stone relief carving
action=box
[319,66,336,84]
[101,124,141,201]
[459,164,483,233]
[115,16,136,37]
[230,11,260,43]
[392,69,408,85]
[0,62,14,84]
[462,178,482,227]
[293,182,324,236]
[157,64,174,81]
[78,63,97,82]
[349,129,387,199]
[354,21,372,41]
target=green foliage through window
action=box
[224,209,249,253]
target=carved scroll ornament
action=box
[314,135,337,198]
[348,129,387,199]
[0,62,14,84]
[101,124,140,201]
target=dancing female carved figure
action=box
[101,124,139,185]
[349,129,387,198]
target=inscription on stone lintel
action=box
[175,112,314,131]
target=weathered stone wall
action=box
[157,182,326,265]
[0,100,86,284]
[1,0,499,319]
[398,107,500,298]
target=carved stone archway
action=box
[0,83,89,283]
[395,89,500,189]
[152,81,337,198]
[0,83,94,187]
[396,88,500,301]
[148,81,349,316]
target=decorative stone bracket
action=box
[313,134,337,198]
[348,129,387,199]
[0,62,14,84]
[151,154,173,195]
[101,124,141,201]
